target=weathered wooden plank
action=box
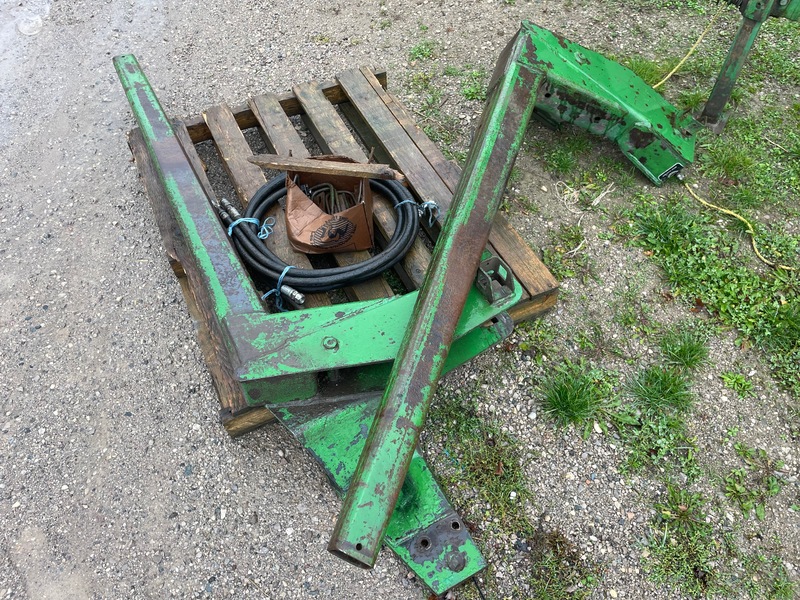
[337,69,454,213]
[248,93,310,158]
[203,102,331,308]
[293,81,370,160]
[359,67,463,187]
[185,71,389,143]
[249,153,402,180]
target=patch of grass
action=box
[623,408,699,476]
[408,40,437,61]
[659,327,709,372]
[611,276,657,335]
[644,486,720,596]
[621,55,674,86]
[625,194,800,397]
[699,138,755,185]
[542,223,594,282]
[740,549,797,599]
[628,366,694,413]
[428,387,605,597]
[460,68,487,102]
[429,392,532,531]
[540,360,629,437]
[529,132,594,177]
[520,530,601,600]
[723,443,786,521]
[720,371,754,398]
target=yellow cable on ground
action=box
[684,182,796,271]
[653,4,727,89]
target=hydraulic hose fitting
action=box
[280,285,305,305]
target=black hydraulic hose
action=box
[219,175,420,295]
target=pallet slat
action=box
[203,102,332,308]
[184,72,389,143]
[249,93,309,158]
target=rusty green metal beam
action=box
[328,27,542,570]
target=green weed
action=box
[723,443,785,521]
[645,486,719,596]
[628,366,693,413]
[625,194,800,397]
[408,40,437,61]
[659,327,709,372]
[720,371,754,398]
[542,223,594,282]
[460,68,487,102]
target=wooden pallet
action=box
[129,67,558,436]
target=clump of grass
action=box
[540,360,628,437]
[659,327,709,372]
[521,530,601,600]
[627,365,694,413]
[645,485,720,596]
[429,392,531,530]
[408,40,437,61]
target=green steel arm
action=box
[328,27,543,570]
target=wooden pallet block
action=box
[130,68,558,436]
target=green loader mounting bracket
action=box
[114,53,521,595]
[517,21,701,185]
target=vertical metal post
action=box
[700,17,764,127]
[328,30,543,568]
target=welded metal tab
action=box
[329,26,541,570]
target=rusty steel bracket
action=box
[475,256,515,305]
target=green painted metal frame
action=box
[329,26,544,570]
[519,21,700,185]
[113,54,520,595]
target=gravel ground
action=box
[1,1,798,599]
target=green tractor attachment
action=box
[115,19,700,597]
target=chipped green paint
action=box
[517,21,699,184]
[280,397,485,594]
[114,54,262,319]
[329,26,541,572]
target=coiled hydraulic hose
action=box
[218,175,420,297]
